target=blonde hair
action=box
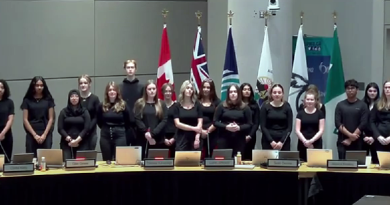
[78,74,92,84]
[103,81,126,112]
[377,80,390,110]
[123,59,137,69]
[134,80,163,119]
[178,80,197,104]
[304,90,320,110]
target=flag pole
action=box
[333,11,337,25]
[264,11,269,27]
[228,10,234,25]
[300,11,304,25]
[195,10,202,26]
[162,8,169,24]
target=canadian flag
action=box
[157,24,176,101]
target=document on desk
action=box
[234,165,255,169]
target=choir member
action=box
[214,84,252,156]
[161,83,177,157]
[198,79,220,157]
[20,76,55,157]
[78,75,100,150]
[298,84,326,116]
[173,80,203,151]
[370,80,390,152]
[240,83,260,160]
[0,80,14,162]
[120,59,143,145]
[97,82,133,162]
[295,90,325,161]
[57,90,91,160]
[362,82,379,163]
[335,79,368,159]
[134,80,168,158]
[260,84,293,150]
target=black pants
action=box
[218,136,246,157]
[363,141,378,164]
[126,128,136,146]
[164,133,176,158]
[175,133,202,152]
[262,137,291,151]
[26,131,53,158]
[0,130,13,163]
[337,140,362,159]
[298,139,322,162]
[60,141,89,160]
[85,132,97,150]
[100,126,127,161]
[243,136,256,160]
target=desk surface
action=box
[2,161,390,178]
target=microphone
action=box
[0,141,10,163]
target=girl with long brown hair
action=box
[214,84,252,157]
[134,80,167,158]
[161,83,177,157]
[97,82,133,163]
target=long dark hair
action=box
[20,76,54,109]
[0,79,11,100]
[363,82,380,107]
[240,83,255,104]
[198,79,218,103]
[223,84,245,109]
[65,89,85,116]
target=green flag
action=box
[324,25,346,153]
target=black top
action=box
[120,78,144,111]
[135,101,168,143]
[335,99,368,142]
[370,105,390,139]
[298,103,326,118]
[0,99,14,129]
[260,102,293,143]
[81,93,100,135]
[296,109,324,140]
[165,102,177,135]
[21,98,55,131]
[247,100,260,139]
[200,99,221,129]
[57,108,91,142]
[96,103,133,129]
[363,103,375,137]
[214,104,252,138]
[173,102,203,134]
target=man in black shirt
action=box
[120,60,144,145]
[335,79,368,159]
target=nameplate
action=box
[204,158,235,167]
[3,163,35,174]
[327,160,358,169]
[144,158,174,167]
[267,159,299,168]
[65,159,96,168]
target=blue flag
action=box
[221,26,240,101]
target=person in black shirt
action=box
[58,90,91,160]
[97,82,133,162]
[161,83,177,157]
[295,90,325,161]
[78,75,100,150]
[363,82,379,163]
[134,80,168,158]
[0,80,14,163]
[20,76,55,157]
[173,80,203,151]
[240,83,260,160]
[260,84,293,150]
[335,79,368,159]
[214,84,252,157]
[120,60,143,146]
[370,80,390,152]
[298,85,326,116]
[198,79,221,157]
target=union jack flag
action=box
[190,26,209,93]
